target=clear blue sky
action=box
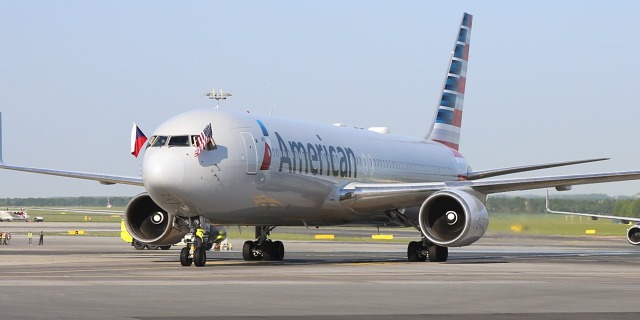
[1,1,639,198]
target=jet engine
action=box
[627,225,640,245]
[418,189,489,247]
[124,193,189,245]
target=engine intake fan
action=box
[418,189,489,247]
[124,193,188,245]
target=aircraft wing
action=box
[545,190,640,223]
[340,170,640,212]
[0,163,143,186]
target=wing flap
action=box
[339,171,640,213]
[471,171,640,194]
[466,158,609,180]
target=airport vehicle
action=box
[2,13,640,267]
[545,191,640,245]
[0,210,30,222]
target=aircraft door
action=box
[240,132,258,175]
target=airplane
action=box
[2,12,640,267]
[545,191,640,245]
[0,209,30,222]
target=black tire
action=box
[180,247,192,266]
[132,240,146,250]
[407,241,421,262]
[428,245,448,262]
[194,247,206,267]
[159,245,171,250]
[263,240,285,261]
[146,245,159,250]
[271,241,285,261]
[243,240,255,261]
[194,236,203,248]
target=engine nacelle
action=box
[124,193,189,245]
[418,189,489,247]
[627,225,640,245]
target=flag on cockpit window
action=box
[194,123,213,157]
[130,122,148,158]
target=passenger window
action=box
[168,136,190,147]
[152,136,168,147]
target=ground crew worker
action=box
[27,231,33,245]
[38,231,44,245]
[2,231,6,245]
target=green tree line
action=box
[488,196,640,218]
[0,197,132,207]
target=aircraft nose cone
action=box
[143,150,185,193]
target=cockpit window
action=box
[151,136,168,147]
[168,135,190,147]
[147,136,157,148]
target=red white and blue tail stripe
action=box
[427,12,472,151]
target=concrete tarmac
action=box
[0,231,639,320]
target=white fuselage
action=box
[142,109,469,226]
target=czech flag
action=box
[130,122,148,158]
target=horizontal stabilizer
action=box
[466,158,609,180]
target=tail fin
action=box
[427,12,473,151]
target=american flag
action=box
[194,123,213,157]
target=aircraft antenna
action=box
[204,87,232,109]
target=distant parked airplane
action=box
[545,191,640,245]
[0,210,29,222]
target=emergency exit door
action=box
[240,132,258,174]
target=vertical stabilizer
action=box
[426,12,472,151]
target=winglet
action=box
[545,190,552,213]
[427,12,473,151]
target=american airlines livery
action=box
[2,13,640,267]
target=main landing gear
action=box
[407,238,448,262]
[389,209,448,263]
[242,226,285,261]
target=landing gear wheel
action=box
[428,245,448,262]
[243,240,260,261]
[180,247,193,266]
[146,245,159,250]
[263,240,285,261]
[193,246,206,267]
[159,245,171,250]
[194,236,203,248]
[133,240,146,250]
[407,241,423,262]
